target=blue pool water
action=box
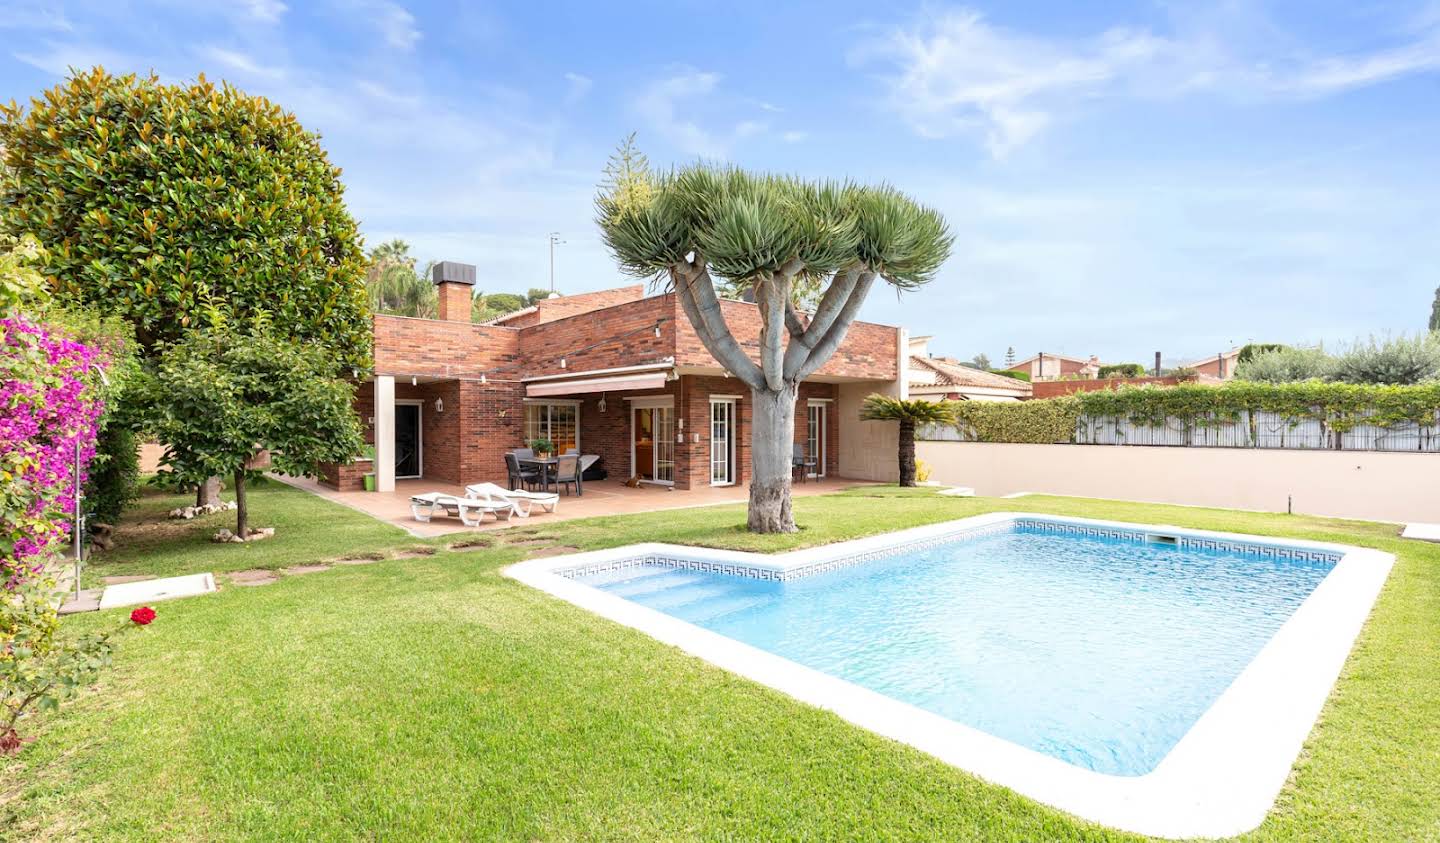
[576,526,1334,776]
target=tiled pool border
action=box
[556,516,1342,583]
[506,512,1393,840]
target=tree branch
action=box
[783,267,865,373]
[673,263,765,390]
[790,270,877,381]
[753,273,788,391]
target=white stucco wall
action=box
[911,441,1440,523]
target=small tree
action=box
[969,353,991,370]
[1331,333,1440,385]
[597,142,951,532]
[140,327,364,538]
[1430,287,1440,333]
[1004,346,1016,367]
[859,395,957,487]
[1235,346,1335,383]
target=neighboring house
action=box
[1030,373,1223,399]
[1181,348,1242,380]
[908,336,1031,402]
[321,261,908,493]
[1006,352,1101,381]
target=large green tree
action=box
[597,143,951,532]
[139,326,364,538]
[365,239,436,319]
[0,68,371,370]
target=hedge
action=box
[950,397,1080,443]
[935,382,1440,443]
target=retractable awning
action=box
[524,366,672,398]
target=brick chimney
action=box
[431,261,476,322]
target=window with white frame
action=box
[524,402,578,452]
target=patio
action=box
[279,474,869,537]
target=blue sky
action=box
[3,1,1438,365]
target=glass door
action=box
[710,399,736,486]
[806,402,826,478]
[653,406,675,484]
[632,404,675,485]
[395,403,422,478]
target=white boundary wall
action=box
[915,441,1440,523]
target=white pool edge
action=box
[505,513,1394,839]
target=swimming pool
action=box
[508,513,1393,838]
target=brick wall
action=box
[672,297,898,381]
[373,315,520,379]
[491,285,646,328]
[436,282,473,323]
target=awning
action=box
[525,371,670,398]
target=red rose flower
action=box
[130,606,157,625]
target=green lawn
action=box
[4,484,1437,841]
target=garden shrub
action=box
[1098,363,1145,379]
[1331,333,1440,386]
[950,397,1080,443]
[928,382,1440,444]
[1234,346,1335,383]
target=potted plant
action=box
[360,444,377,491]
[530,437,556,460]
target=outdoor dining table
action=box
[518,456,582,496]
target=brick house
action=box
[1005,352,1101,381]
[1181,348,1241,380]
[320,261,908,492]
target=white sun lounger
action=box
[464,482,559,517]
[410,492,516,526]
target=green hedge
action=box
[990,369,1031,383]
[951,397,1080,443]
[936,382,1440,443]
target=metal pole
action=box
[73,435,82,600]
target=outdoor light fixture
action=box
[434,398,443,413]
[411,376,417,386]
[598,393,607,413]
[480,373,487,384]
[654,323,661,338]
[560,357,566,369]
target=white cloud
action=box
[781,130,807,143]
[198,46,286,80]
[12,41,140,77]
[563,71,592,103]
[0,2,73,31]
[236,0,287,23]
[357,79,420,108]
[857,7,1440,157]
[633,68,778,158]
[367,1,421,50]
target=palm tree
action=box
[860,395,957,487]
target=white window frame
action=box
[628,395,676,486]
[522,399,581,453]
[709,397,738,486]
[806,399,828,479]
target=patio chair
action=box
[564,447,578,455]
[464,482,559,516]
[514,447,535,460]
[505,451,542,491]
[792,443,817,483]
[554,453,582,496]
[409,492,516,526]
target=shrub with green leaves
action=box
[0,68,371,372]
[1235,346,1336,383]
[1331,333,1440,386]
[1097,363,1145,379]
[138,326,365,538]
[950,397,1080,443]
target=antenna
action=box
[548,232,566,293]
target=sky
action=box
[2,0,1438,366]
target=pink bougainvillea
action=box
[1,314,108,590]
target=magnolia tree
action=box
[140,327,363,539]
[597,146,951,532]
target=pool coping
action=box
[505,512,1395,839]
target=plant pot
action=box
[363,473,376,492]
[536,452,552,461]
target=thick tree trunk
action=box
[196,476,221,507]
[233,470,248,538]
[898,420,917,487]
[748,383,798,533]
